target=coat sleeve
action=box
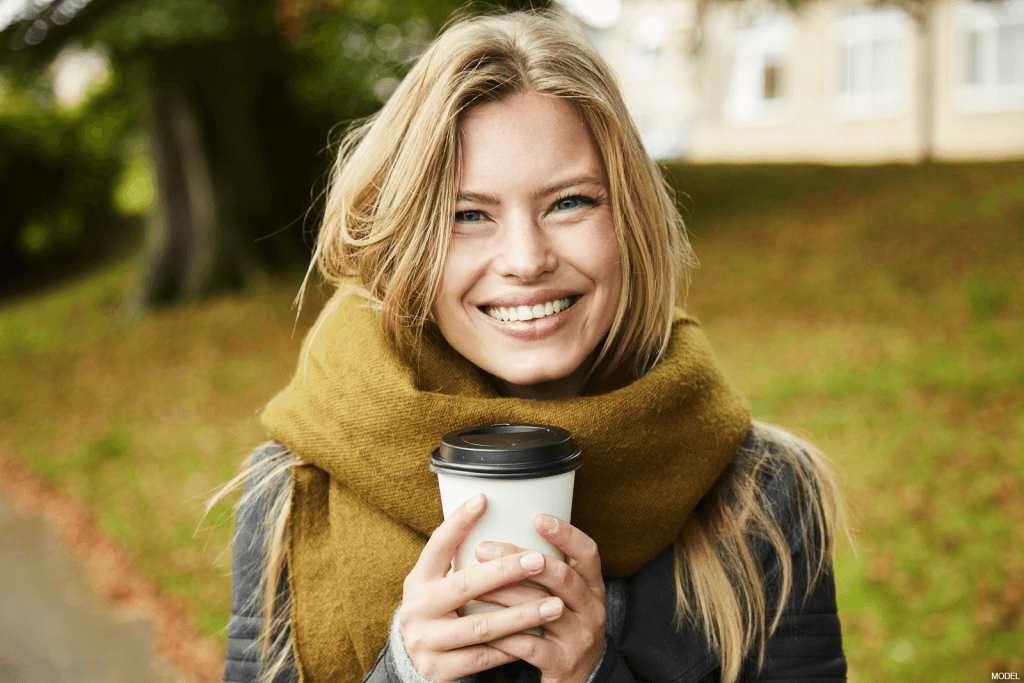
[738,538,846,681]
[604,430,847,683]
[742,438,847,682]
[221,444,419,683]
[223,443,298,683]
[597,563,844,683]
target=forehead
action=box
[457,92,604,189]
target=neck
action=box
[488,351,640,400]
[489,373,588,400]
[488,347,597,399]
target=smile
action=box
[481,296,579,322]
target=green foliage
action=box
[289,0,547,119]
[82,0,280,55]
[112,153,155,215]
[0,64,133,279]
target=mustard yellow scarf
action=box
[261,290,750,682]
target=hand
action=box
[474,515,606,683]
[398,494,566,681]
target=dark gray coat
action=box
[223,433,846,683]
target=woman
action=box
[220,10,847,683]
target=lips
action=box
[480,295,580,322]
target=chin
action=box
[497,361,576,386]
[486,357,593,398]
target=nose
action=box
[493,213,556,281]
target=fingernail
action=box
[537,514,558,534]
[539,598,562,620]
[520,552,544,572]
[476,542,498,560]
[466,494,484,512]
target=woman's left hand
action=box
[473,514,606,683]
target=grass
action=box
[0,258,327,639]
[1,160,1021,680]
[677,161,1024,681]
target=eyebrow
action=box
[456,175,605,205]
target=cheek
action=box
[593,226,623,294]
[435,248,474,325]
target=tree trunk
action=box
[121,65,262,317]
[913,4,936,161]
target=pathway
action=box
[0,490,174,682]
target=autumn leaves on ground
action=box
[1,161,1021,682]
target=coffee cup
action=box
[429,423,582,629]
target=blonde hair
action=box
[673,422,849,683]
[216,10,849,683]
[305,9,695,379]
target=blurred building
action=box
[568,0,1024,162]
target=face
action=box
[434,92,622,400]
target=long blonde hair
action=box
[305,9,695,379]
[217,10,848,683]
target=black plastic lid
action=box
[429,423,582,480]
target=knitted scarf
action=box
[261,290,750,682]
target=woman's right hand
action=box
[398,493,565,681]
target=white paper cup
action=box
[429,424,583,632]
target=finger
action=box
[495,608,605,680]
[516,556,597,613]
[534,515,603,589]
[486,630,558,669]
[409,494,486,582]
[419,597,564,651]
[432,551,548,615]
[528,600,587,640]
[475,540,524,562]
[475,582,551,607]
[406,645,517,681]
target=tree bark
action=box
[121,65,262,317]
[912,2,936,161]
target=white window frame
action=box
[724,15,795,126]
[956,0,1024,111]
[830,7,909,119]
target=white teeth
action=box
[482,297,575,322]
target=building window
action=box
[725,14,795,126]
[832,7,907,119]
[957,0,1024,110]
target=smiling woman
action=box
[437,93,622,399]
[216,10,848,683]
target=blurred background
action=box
[0,0,1021,681]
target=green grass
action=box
[1,160,1021,681]
[0,263,328,646]
[674,161,1024,682]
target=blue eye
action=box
[455,210,485,223]
[553,195,596,212]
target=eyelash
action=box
[454,193,598,224]
[552,193,597,213]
